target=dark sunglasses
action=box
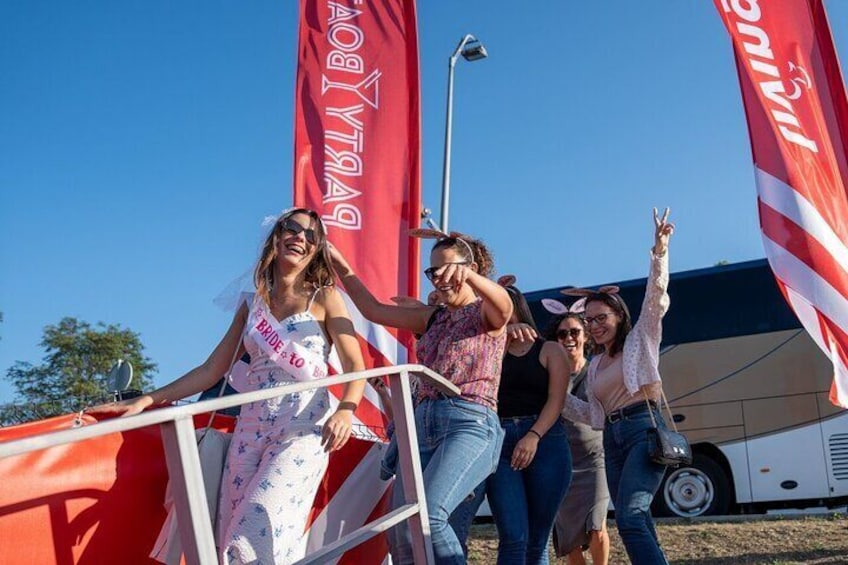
[280,217,317,245]
[424,261,468,281]
[557,328,582,340]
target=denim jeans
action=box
[486,417,572,565]
[604,404,669,565]
[389,397,504,565]
[448,480,487,557]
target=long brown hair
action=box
[504,285,539,333]
[254,208,336,306]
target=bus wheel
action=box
[654,454,731,518]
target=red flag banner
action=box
[293,0,421,561]
[715,0,848,407]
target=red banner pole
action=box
[294,0,422,560]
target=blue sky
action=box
[3,1,848,402]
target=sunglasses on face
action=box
[280,217,317,245]
[557,328,582,340]
[424,261,468,282]
[584,312,614,326]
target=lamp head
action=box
[461,39,488,62]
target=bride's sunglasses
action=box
[279,217,317,245]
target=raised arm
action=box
[469,271,513,333]
[89,302,249,417]
[638,207,673,333]
[320,287,367,452]
[433,262,512,333]
[329,243,434,335]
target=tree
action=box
[1,317,157,425]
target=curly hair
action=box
[254,208,336,307]
[432,233,495,278]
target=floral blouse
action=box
[415,299,507,411]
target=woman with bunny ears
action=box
[543,300,610,565]
[562,208,675,565]
[484,277,572,565]
[329,229,511,565]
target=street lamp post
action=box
[439,34,488,233]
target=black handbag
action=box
[644,390,693,467]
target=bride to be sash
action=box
[247,299,328,382]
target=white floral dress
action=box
[218,297,331,565]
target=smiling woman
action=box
[562,208,675,565]
[328,231,512,565]
[547,312,611,565]
[88,207,367,564]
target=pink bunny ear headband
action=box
[560,285,632,320]
[541,285,622,316]
[409,227,476,264]
[560,285,620,297]
[541,297,587,315]
[497,274,516,287]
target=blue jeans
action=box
[486,417,572,565]
[448,480,487,557]
[389,397,504,565]
[604,404,669,565]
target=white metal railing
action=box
[0,364,459,565]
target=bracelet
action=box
[528,429,542,440]
[337,401,358,412]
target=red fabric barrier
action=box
[0,412,234,564]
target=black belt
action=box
[606,401,656,424]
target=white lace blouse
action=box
[563,250,670,430]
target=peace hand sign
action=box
[653,207,674,256]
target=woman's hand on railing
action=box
[321,403,356,452]
[86,395,154,418]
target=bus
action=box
[524,259,848,518]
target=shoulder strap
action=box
[570,363,589,392]
[201,319,248,437]
[643,387,678,432]
[307,285,324,310]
